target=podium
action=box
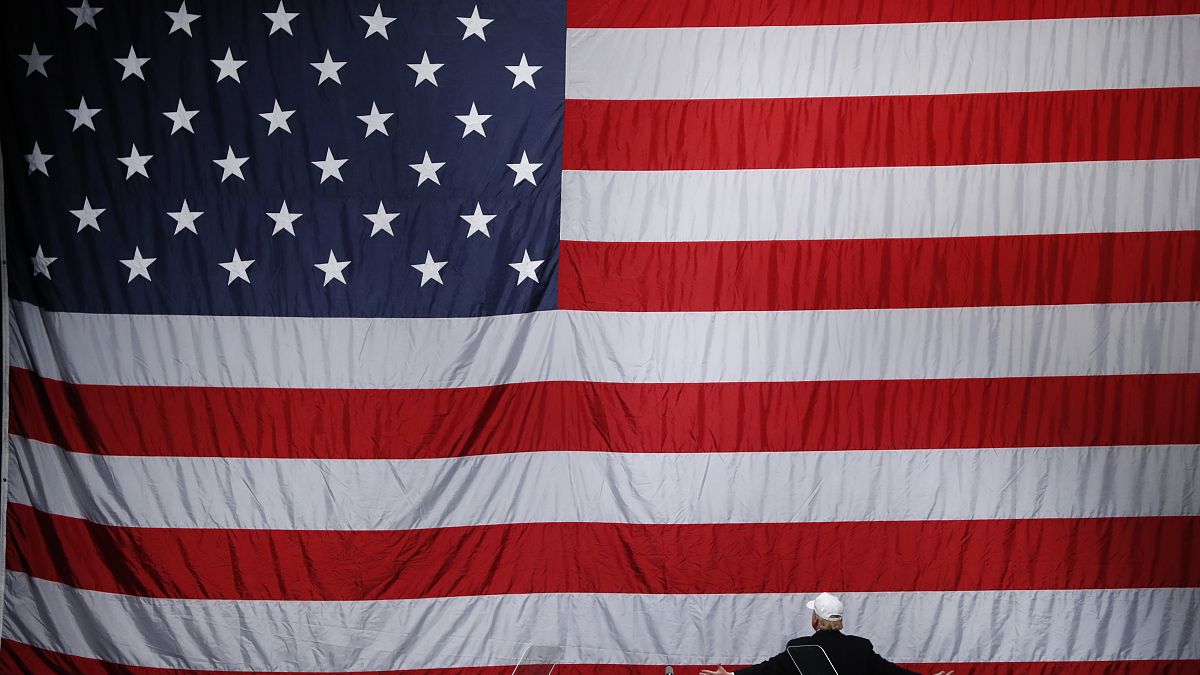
[787,645,840,675]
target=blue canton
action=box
[2,0,564,317]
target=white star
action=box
[163,99,198,134]
[412,251,447,287]
[407,51,442,87]
[24,143,53,176]
[69,197,105,232]
[311,148,347,183]
[409,152,445,186]
[311,50,345,85]
[507,151,542,186]
[66,96,102,131]
[114,46,149,81]
[360,4,395,39]
[167,199,204,235]
[31,246,58,279]
[314,251,350,286]
[460,202,496,238]
[457,5,493,41]
[117,143,152,179]
[363,201,399,237]
[263,1,298,35]
[506,53,541,89]
[509,250,544,285]
[213,146,249,182]
[219,249,255,285]
[165,1,200,36]
[259,99,295,135]
[211,48,247,83]
[120,247,156,283]
[68,1,103,30]
[20,44,52,77]
[454,102,491,138]
[267,201,302,236]
[356,102,392,137]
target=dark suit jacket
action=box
[734,630,919,675]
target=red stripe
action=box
[564,88,1200,171]
[560,232,1200,312]
[3,643,1198,675]
[568,0,1200,28]
[12,368,1200,459]
[8,503,1198,601]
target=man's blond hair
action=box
[814,614,844,631]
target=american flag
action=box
[1,0,1198,673]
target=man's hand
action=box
[699,667,731,675]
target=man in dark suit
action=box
[700,593,951,675]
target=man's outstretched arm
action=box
[700,650,793,675]
[865,639,922,675]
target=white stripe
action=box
[5,573,1197,670]
[566,16,1200,100]
[11,301,1200,388]
[563,160,1200,242]
[11,438,1197,530]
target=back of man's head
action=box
[807,592,845,631]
